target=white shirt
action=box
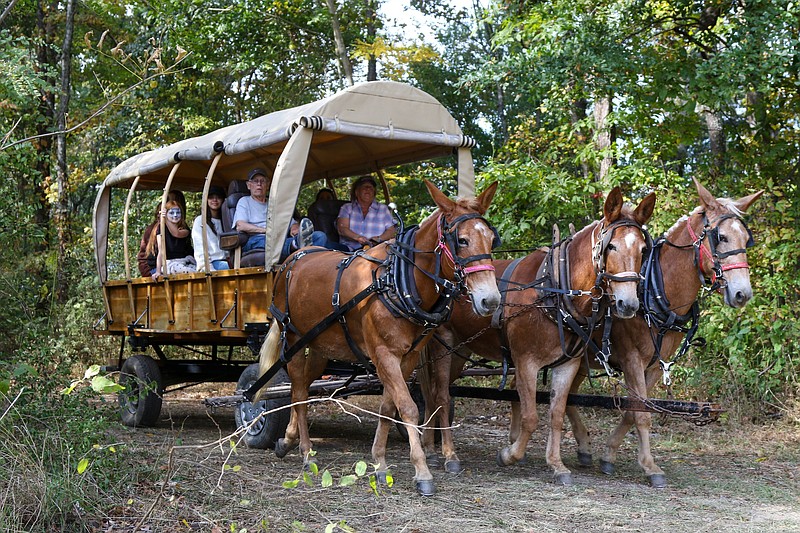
[192,216,226,271]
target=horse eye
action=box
[457,237,469,247]
[606,243,616,252]
[718,234,728,244]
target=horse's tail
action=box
[254,319,282,402]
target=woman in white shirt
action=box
[192,185,229,271]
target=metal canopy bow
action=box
[94,81,477,281]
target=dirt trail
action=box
[108,389,800,532]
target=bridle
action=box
[436,212,501,284]
[685,212,755,291]
[591,218,650,289]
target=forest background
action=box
[0,0,797,529]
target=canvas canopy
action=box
[94,81,477,280]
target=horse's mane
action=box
[664,197,743,238]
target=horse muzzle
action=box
[470,286,501,317]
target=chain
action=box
[596,372,720,425]
[425,301,543,366]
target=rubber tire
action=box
[396,385,454,442]
[118,354,163,427]
[234,363,291,449]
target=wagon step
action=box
[448,386,725,421]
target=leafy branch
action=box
[0,32,191,151]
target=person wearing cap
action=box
[234,168,342,260]
[336,176,396,251]
[192,185,229,271]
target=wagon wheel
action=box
[234,363,291,449]
[118,354,163,427]
[395,384,454,443]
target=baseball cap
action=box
[247,168,268,181]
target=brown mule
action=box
[420,187,656,485]
[565,179,763,487]
[257,180,501,496]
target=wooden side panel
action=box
[99,268,274,335]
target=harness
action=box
[646,211,755,385]
[639,237,700,382]
[481,218,647,385]
[535,219,646,376]
[244,212,500,401]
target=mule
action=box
[256,179,501,496]
[565,178,763,487]
[420,187,656,484]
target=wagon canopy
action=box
[94,81,477,279]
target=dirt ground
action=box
[103,383,800,533]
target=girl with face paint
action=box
[146,200,196,279]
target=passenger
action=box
[192,185,229,271]
[137,204,162,277]
[233,168,346,260]
[137,190,187,277]
[336,176,396,251]
[313,188,336,203]
[147,200,196,279]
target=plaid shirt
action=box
[338,200,395,251]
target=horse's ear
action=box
[603,187,624,222]
[633,192,656,226]
[475,181,498,215]
[732,190,764,213]
[424,179,456,214]
[693,178,722,211]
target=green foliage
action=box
[282,454,393,496]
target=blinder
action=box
[439,212,501,268]
[592,218,648,278]
[706,214,755,259]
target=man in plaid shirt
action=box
[336,176,396,251]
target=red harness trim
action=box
[436,214,496,275]
[686,220,749,285]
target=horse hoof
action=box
[444,459,463,474]
[599,460,615,475]
[554,472,573,486]
[426,454,442,468]
[274,438,294,459]
[375,471,389,485]
[517,453,528,465]
[649,474,667,488]
[415,479,436,496]
[577,452,593,467]
[496,449,511,467]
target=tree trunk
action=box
[593,95,614,183]
[474,0,508,144]
[697,103,725,179]
[365,0,377,81]
[54,0,76,303]
[33,0,58,247]
[324,0,354,86]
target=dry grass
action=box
[76,389,800,533]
